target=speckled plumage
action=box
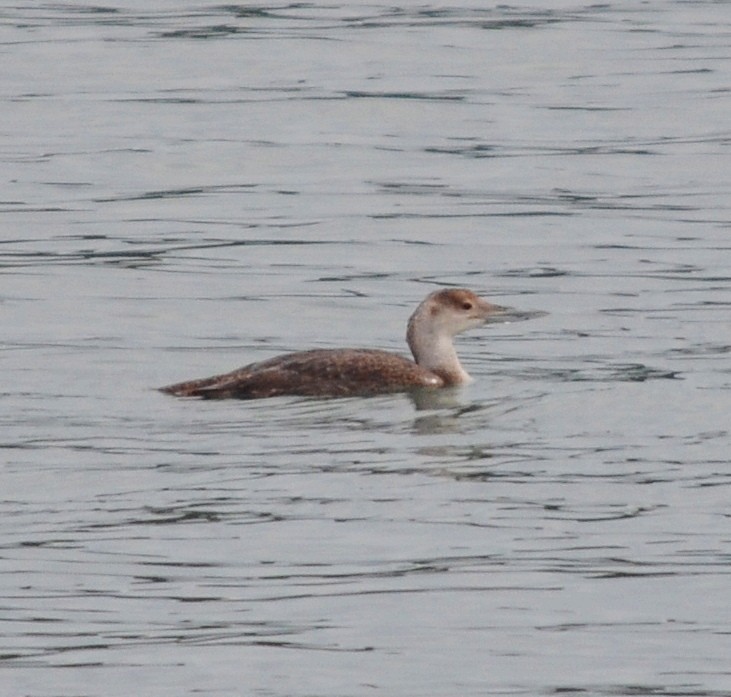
[159,348,443,399]
[159,288,507,400]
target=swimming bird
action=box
[159,288,509,400]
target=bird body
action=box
[159,288,507,400]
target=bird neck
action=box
[407,321,471,385]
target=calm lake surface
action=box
[2,2,730,696]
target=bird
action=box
[159,288,509,400]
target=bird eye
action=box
[462,301,473,310]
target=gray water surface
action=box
[2,2,731,696]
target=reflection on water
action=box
[2,1,731,696]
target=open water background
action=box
[2,2,730,696]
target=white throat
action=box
[407,317,472,385]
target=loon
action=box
[159,288,509,400]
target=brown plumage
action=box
[159,349,442,399]
[159,288,508,400]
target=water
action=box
[2,2,730,696]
